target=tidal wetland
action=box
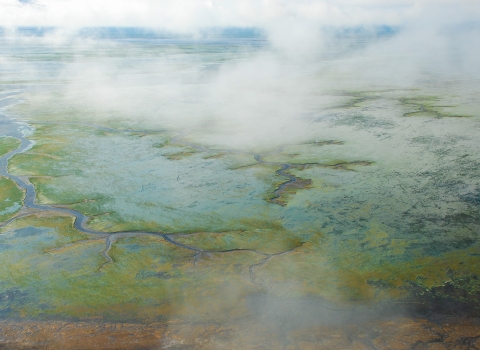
[1,28,480,349]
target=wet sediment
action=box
[0,316,479,349]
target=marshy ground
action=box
[1,33,480,348]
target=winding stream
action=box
[0,96,208,255]
[0,94,309,263]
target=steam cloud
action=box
[1,0,479,149]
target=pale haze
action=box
[2,0,480,149]
[1,0,479,29]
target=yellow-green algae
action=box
[254,225,480,304]
[2,213,479,322]
[174,227,302,255]
[0,177,24,222]
[400,96,475,118]
[0,136,25,222]
[0,136,21,157]
[0,215,266,322]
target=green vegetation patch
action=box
[400,96,474,118]
[0,215,266,322]
[0,177,24,222]
[0,136,21,157]
[174,228,303,255]
[0,214,98,319]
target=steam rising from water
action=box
[2,10,480,149]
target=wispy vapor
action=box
[1,0,480,149]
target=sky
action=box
[0,0,479,30]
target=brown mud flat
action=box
[1,316,479,350]
[270,178,313,206]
